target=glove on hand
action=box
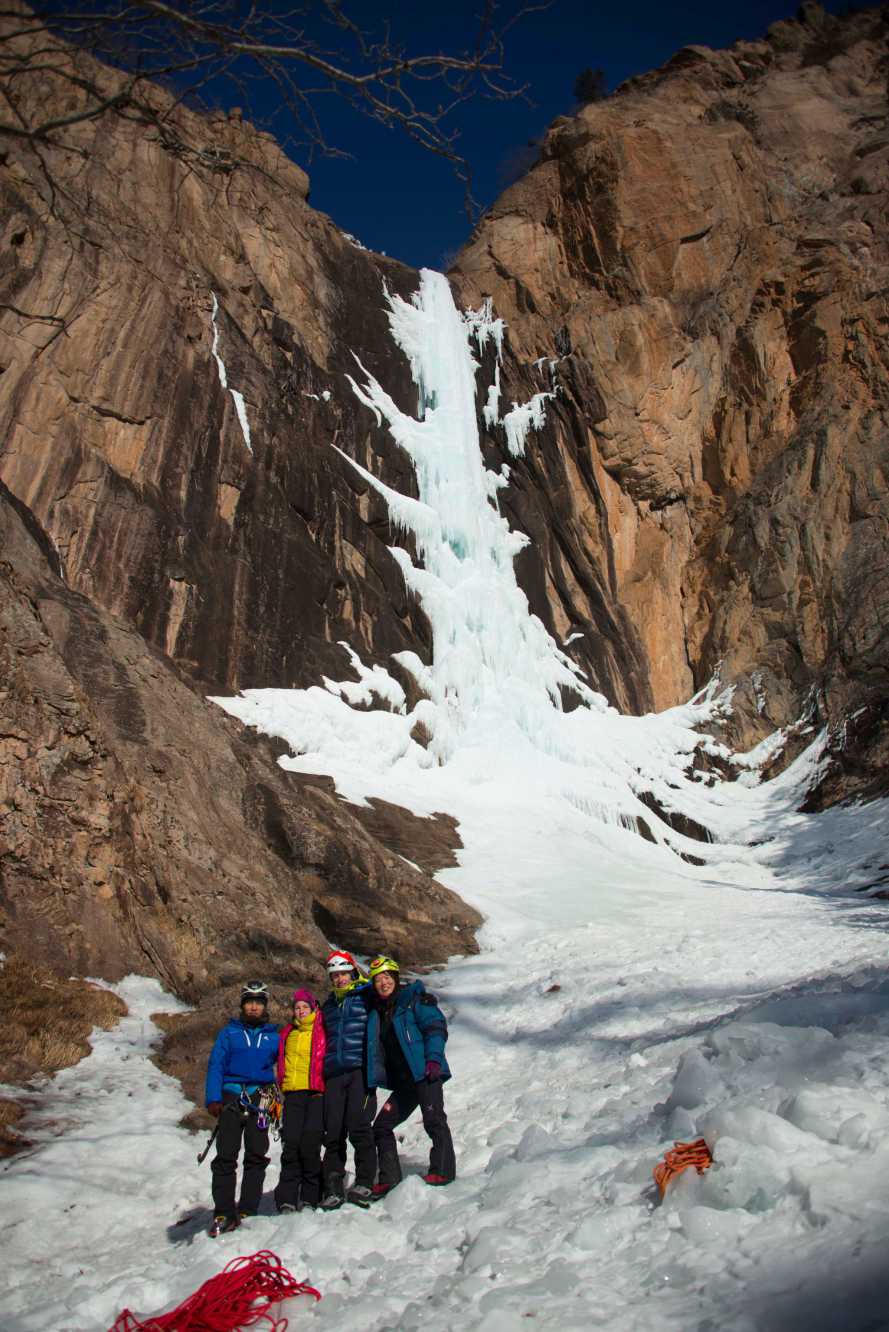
[424,1061,442,1082]
[207,1101,222,1118]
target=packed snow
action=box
[4,270,889,1331]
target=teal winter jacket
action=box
[367,980,451,1089]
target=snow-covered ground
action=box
[4,270,889,1331]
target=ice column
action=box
[344,270,604,762]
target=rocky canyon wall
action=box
[0,481,479,993]
[451,2,889,796]
[0,13,483,992]
[2,5,888,996]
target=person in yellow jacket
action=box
[274,988,327,1212]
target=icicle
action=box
[463,296,506,360]
[502,392,553,458]
[483,362,501,429]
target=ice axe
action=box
[196,1103,236,1164]
[196,1120,219,1165]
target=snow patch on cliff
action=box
[209,291,253,455]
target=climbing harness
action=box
[109,1248,321,1330]
[198,1089,283,1166]
[653,1137,713,1198]
[240,1085,283,1137]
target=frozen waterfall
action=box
[212,268,877,897]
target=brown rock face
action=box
[0,485,479,994]
[0,15,430,699]
[450,5,889,784]
[3,6,889,1006]
[0,17,482,998]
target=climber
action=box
[319,950,377,1210]
[204,981,279,1236]
[366,955,455,1197]
[274,987,326,1212]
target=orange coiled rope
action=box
[653,1137,713,1198]
[109,1250,321,1332]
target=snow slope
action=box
[4,271,889,1331]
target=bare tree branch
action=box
[0,0,540,203]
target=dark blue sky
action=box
[249,1,847,269]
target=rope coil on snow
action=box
[653,1137,713,1197]
[109,1249,321,1332]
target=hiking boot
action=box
[371,1182,394,1201]
[209,1213,239,1237]
[346,1184,373,1209]
[320,1173,344,1210]
[277,1202,298,1214]
[422,1173,452,1186]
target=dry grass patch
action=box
[0,953,127,1089]
[153,1002,247,1132]
[0,1097,27,1157]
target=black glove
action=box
[207,1101,222,1118]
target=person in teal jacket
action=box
[366,956,455,1196]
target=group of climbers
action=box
[203,950,455,1236]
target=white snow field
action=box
[4,270,889,1331]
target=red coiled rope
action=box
[109,1250,321,1332]
[653,1137,714,1198]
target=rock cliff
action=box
[1,4,888,1007]
[0,483,479,993]
[0,11,480,995]
[450,3,889,792]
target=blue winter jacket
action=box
[205,1018,279,1106]
[367,980,451,1089]
[322,981,373,1082]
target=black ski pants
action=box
[275,1090,324,1208]
[211,1093,270,1217]
[374,1076,456,1185]
[322,1068,377,1190]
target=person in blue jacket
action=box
[366,956,455,1196]
[204,980,279,1235]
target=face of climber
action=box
[241,998,266,1020]
[331,968,353,991]
[293,999,312,1021]
[373,972,397,999]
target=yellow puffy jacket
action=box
[281,1011,318,1092]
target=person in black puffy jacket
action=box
[319,949,376,1210]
